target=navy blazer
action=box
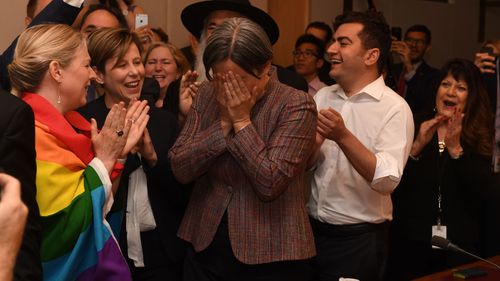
[0,0,81,90]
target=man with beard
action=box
[180,0,308,92]
[391,24,440,115]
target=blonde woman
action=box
[8,24,149,281]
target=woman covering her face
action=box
[8,24,148,281]
[169,17,318,281]
[78,28,189,281]
[387,58,500,280]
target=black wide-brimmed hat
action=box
[181,0,280,45]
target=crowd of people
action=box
[0,0,499,281]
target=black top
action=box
[390,111,500,273]
[0,90,41,281]
[78,96,190,266]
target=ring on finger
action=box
[116,129,124,137]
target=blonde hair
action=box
[8,24,84,93]
[143,42,190,75]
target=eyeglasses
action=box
[292,50,319,59]
[404,38,427,47]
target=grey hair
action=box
[203,17,273,80]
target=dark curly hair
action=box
[438,58,494,157]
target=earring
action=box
[57,95,61,104]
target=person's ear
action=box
[262,60,272,77]
[364,48,380,67]
[316,57,325,69]
[24,16,32,27]
[93,66,105,85]
[48,61,63,83]
[425,44,432,54]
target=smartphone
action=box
[391,27,402,41]
[480,46,495,56]
[480,46,496,70]
[453,268,488,279]
[135,13,148,29]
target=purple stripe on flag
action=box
[77,238,131,281]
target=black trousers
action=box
[126,229,184,281]
[183,217,312,281]
[310,217,390,281]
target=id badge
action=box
[432,225,447,249]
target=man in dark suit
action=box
[1,0,83,91]
[0,90,40,281]
[390,24,440,115]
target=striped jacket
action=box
[169,79,317,264]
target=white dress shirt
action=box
[308,76,414,224]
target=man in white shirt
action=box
[307,10,414,281]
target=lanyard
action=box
[436,139,448,226]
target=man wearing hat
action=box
[180,0,308,92]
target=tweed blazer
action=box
[169,79,317,265]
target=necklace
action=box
[438,140,446,154]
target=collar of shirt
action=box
[331,75,386,101]
[404,60,423,81]
[308,76,327,96]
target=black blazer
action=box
[390,111,500,278]
[392,61,440,115]
[78,96,190,267]
[0,91,41,281]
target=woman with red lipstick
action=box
[387,58,500,280]
[78,28,189,281]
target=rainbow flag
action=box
[23,93,131,281]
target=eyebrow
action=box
[336,36,352,43]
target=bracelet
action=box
[409,153,420,161]
[116,158,127,164]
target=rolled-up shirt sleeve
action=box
[371,102,414,194]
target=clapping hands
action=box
[91,99,150,174]
[179,70,201,117]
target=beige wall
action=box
[0,2,27,52]
[1,0,499,70]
